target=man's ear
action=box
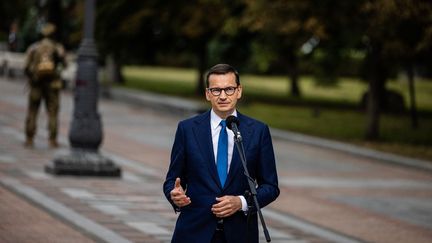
[237,85,242,99]
[205,90,211,101]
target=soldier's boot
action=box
[24,137,34,148]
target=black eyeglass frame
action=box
[207,86,239,96]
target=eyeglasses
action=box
[207,86,238,96]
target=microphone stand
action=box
[233,132,271,242]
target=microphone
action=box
[227,115,271,242]
[226,115,241,141]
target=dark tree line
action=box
[2,0,431,140]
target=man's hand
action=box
[170,177,191,207]
[211,196,242,218]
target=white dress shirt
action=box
[210,109,248,211]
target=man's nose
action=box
[219,90,228,99]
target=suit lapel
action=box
[192,111,221,187]
[224,113,254,189]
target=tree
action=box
[0,0,29,39]
[96,0,165,83]
[308,1,365,86]
[240,0,326,97]
[162,0,237,95]
[388,0,432,129]
[360,0,432,139]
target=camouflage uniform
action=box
[24,35,65,147]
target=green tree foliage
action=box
[0,0,29,39]
[0,0,35,51]
[240,0,326,97]
[96,0,245,93]
[385,0,432,129]
[359,0,432,140]
[96,0,167,83]
[308,1,365,86]
[161,0,237,94]
[24,0,425,142]
[1,0,82,52]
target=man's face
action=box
[205,72,242,119]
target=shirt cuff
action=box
[238,195,248,211]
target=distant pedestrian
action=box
[8,21,19,52]
[24,23,66,148]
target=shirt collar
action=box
[210,109,237,130]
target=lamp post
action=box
[45,0,121,177]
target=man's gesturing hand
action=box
[211,196,242,218]
[170,177,191,207]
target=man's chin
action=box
[217,105,230,110]
[217,103,232,108]
[215,107,235,115]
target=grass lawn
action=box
[121,66,432,161]
[240,103,432,161]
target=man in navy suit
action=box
[163,64,279,243]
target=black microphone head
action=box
[226,115,239,130]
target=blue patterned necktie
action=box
[217,120,228,187]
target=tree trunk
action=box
[287,50,301,97]
[365,46,386,140]
[407,64,418,129]
[195,41,207,96]
[290,70,300,97]
[365,77,381,140]
[112,58,124,84]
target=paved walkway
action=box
[1,77,431,243]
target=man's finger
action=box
[174,177,181,189]
[171,190,181,197]
[214,196,227,206]
[215,196,227,202]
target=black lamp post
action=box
[45,0,121,177]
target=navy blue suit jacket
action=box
[163,110,279,243]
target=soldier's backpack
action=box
[33,40,57,79]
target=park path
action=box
[0,77,431,243]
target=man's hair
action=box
[205,64,240,88]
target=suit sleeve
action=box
[163,122,188,212]
[255,125,280,208]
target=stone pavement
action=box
[1,77,432,243]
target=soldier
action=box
[24,23,66,148]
